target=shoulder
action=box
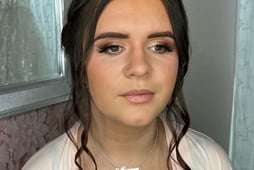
[180,128,233,169]
[22,123,80,170]
[160,117,233,170]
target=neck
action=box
[88,116,159,168]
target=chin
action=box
[122,113,158,128]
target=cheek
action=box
[86,57,105,97]
[158,56,179,94]
[159,55,178,81]
[86,55,118,101]
[168,59,179,89]
[87,58,104,77]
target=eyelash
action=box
[97,43,174,55]
[97,44,124,55]
[148,44,174,54]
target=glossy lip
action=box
[119,89,154,104]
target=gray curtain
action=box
[0,0,59,86]
[229,0,254,169]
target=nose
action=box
[123,47,152,78]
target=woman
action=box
[23,0,233,169]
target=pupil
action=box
[111,46,118,52]
[156,46,162,51]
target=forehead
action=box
[95,0,172,35]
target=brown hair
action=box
[62,0,190,169]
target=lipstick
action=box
[119,89,154,103]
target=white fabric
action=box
[22,118,233,170]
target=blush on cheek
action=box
[86,55,116,98]
[87,56,105,77]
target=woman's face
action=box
[86,0,178,127]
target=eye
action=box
[98,45,124,55]
[148,44,174,54]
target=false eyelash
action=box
[150,44,175,53]
[97,44,110,53]
[158,44,174,52]
[97,44,122,54]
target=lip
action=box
[119,89,154,103]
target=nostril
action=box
[123,60,152,78]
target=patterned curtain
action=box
[0,0,59,86]
[229,0,254,169]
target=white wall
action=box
[183,0,237,152]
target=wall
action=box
[183,0,237,152]
[0,102,66,170]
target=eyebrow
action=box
[94,32,129,42]
[147,31,175,39]
[93,31,174,42]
